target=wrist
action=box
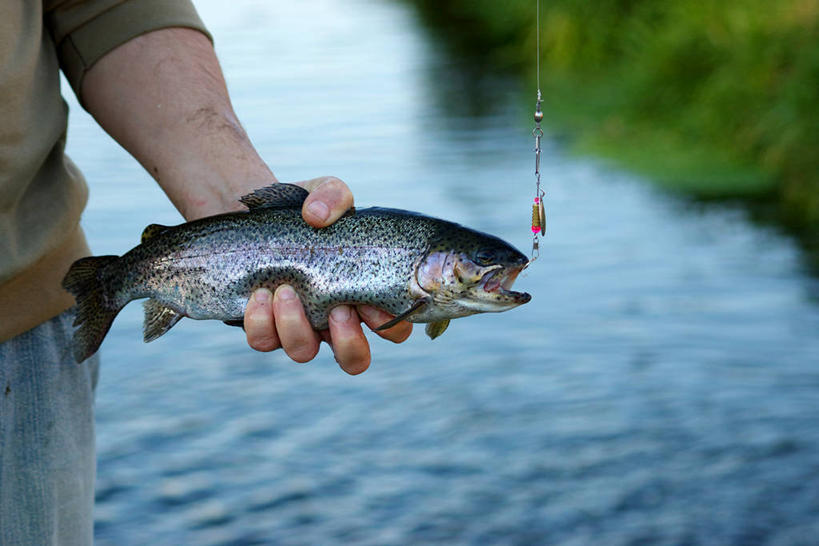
[178,171,279,221]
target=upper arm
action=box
[43,0,212,104]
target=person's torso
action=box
[0,1,90,340]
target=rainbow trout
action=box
[63,184,531,363]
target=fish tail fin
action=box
[62,256,122,363]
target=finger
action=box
[244,288,280,352]
[357,305,413,343]
[328,305,371,375]
[295,176,354,228]
[273,285,320,363]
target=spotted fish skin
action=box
[114,207,432,325]
[62,184,531,363]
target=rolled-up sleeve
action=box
[45,0,212,97]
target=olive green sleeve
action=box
[45,0,213,99]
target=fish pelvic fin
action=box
[239,183,309,210]
[375,299,428,331]
[143,299,184,342]
[62,256,122,363]
[425,319,450,340]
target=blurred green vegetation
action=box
[410,0,819,232]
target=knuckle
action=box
[249,335,279,353]
[277,305,302,322]
[245,310,271,328]
[321,177,353,207]
[322,176,345,189]
[246,319,279,351]
[321,176,350,193]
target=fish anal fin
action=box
[140,223,171,243]
[239,183,309,210]
[143,299,184,342]
[425,319,450,339]
[375,299,428,331]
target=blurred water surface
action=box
[62,0,819,544]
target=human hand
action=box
[242,177,413,374]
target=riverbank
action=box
[408,0,819,234]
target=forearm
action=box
[81,27,274,220]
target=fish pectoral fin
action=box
[239,183,309,210]
[143,299,184,343]
[374,299,428,331]
[425,319,450,340]
[223,319,245,330]
[140,223,171,243]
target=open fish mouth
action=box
[480,265,531,304]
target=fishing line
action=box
[530,0,546,261]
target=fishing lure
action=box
[529,0,546,261]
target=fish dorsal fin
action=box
[141,223,170,243]
[425,319,450,339]
[239,183,309,210]
[143,299,184,342]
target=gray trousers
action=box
[0,310,99,546]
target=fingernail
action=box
[275,285,297,302]
[331,305,351,322]
[254,289,271,303]
[306,200,330,222]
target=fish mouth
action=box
[479,265,531,305]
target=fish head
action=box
[415,229,532,317]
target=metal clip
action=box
[530,89,545,261]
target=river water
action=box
[63,0,819,544]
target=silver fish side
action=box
[62,184,531,363]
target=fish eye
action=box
[475,248,496,266]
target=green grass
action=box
[408,0,819,230]
[538,75,776,198]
